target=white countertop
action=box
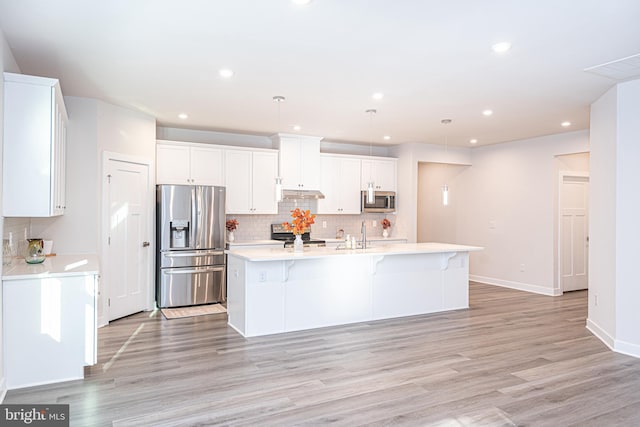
[2,254,100,280]
[226,239,283,247]
[226,242,483,262]
[321,236,408,243]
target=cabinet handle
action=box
[142,241,150,247]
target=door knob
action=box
[142,242,150,247]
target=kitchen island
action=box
[226,242,482,337]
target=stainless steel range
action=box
[271,224,326,248]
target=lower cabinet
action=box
[3,273,97,389]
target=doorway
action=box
[103,152,154,322]
[559,172,589,292]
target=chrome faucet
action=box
[361,220,367,249]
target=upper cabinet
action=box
[156,141,223,186]
[361,157,397,192]
[272,134,322,190]
[224,148,278,214]
[3,72,68,217]
[318,154,361,214]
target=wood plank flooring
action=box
[6,282,640,426]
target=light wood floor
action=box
[6,283,640,426]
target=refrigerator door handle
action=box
[163,250,224,257]
[163,266,226,275]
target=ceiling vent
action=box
[584,53,640,81]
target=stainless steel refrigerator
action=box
[156,185,226,308]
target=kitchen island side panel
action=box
[227,248,473,337]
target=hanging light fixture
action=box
[273,95,285,202]
[441,118,452,206]
[366,109,377,204]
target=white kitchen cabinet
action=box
[2,255,98,389]
[156,141,224,186]
[3,72,68,217]
[361,157,397,191]
[272,134,322,190]
[225,148,278,214]
[318,154,361,214]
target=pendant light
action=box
[365,109,377,204]
[273,95,285,202]
[441,118,452,206]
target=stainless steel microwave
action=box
[361,191,396,213]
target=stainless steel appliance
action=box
[156,185,226,308]
[271,224,326,248]
[361,190,396,213]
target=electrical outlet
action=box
[372,220,377,227]
[520,264,525,272]
[594,294,598,306]
[259,271,267,282]
[322,221,327,229]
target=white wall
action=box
[589,79,640,357]
[30,97,99,253]
[588,86,618,347]
[391,142,472,242]
[157,126,393,157]
[417,163,469,243]
[0,24,20,402]
[615,79,640,356]
[432,131,589,296]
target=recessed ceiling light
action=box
[561,121,572,127]
[293,125,301,131]
[372,92,384,100]
[292,0,311,4]
[492,42,512,53]
[482,109,493,116]
[383,135,391,140]
[178,113,188,119]
[218,68,234,78]
[469,139,478,144]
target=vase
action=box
[25,238,46,264]
[293,234,304,253]
[228,231,235,242]
[382,228,389,238]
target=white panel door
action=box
[107,159,150,320]
[560,175,589,292]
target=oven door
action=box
[158,265,226,308]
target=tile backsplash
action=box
[226,199,397,241]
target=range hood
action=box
[282,189,325,200]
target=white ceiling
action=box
[1,0,639,147]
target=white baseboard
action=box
[614,338,640,359]
[586,318,615,350]
[469,275,561,296]
[0,376,6,403]
[586,318,640,359]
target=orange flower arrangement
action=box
[226,219,239,232]
[381,218,391,229]
[282,208,316,235]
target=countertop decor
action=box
[282,208,316,235]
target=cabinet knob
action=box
[142,241,150,247]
